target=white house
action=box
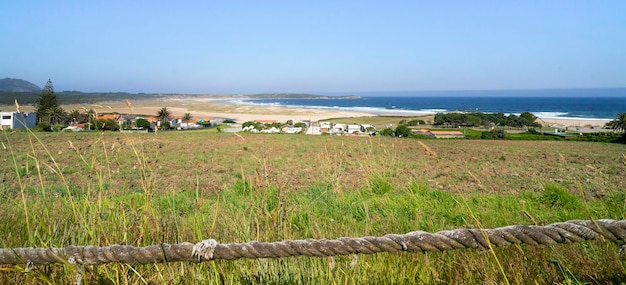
[0,112,36,130]
[332,123,347,134]
[347,124,361,134]
[284,127,302,134]
[319,122,331,133]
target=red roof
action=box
[97,114,121,121]
[429,131,464,135]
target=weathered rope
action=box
[1,219,625,266]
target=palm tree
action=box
[68,109,81,124]
[46,106,66,125]
[157,107,171,124]
[183,113,192,125]
[612,113,626,133]
[81,108,96,130]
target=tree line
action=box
[30,80,195,132]
[434,111,542,128]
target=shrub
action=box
[481,129,506,139]
[92,119,120,131]
[406,119,425,126]
[380,128,395,136]
[52,124,66,132]
[135,118,151,129]
[395,125,412,137]
[540,183,580,208]
[36,122,52,132]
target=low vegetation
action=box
[1,128,626,284]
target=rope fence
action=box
[1,219,625,266]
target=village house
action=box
[332,123,347,134]
[319,122,331,133]
[97,114,124,128]
[0,111,36,130]
[283,127,303,134]
[313,121,377,136]
[347,124,362,134]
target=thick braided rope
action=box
[1,219,625,265]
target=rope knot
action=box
[192,239,218,261]
[67,256,82,265]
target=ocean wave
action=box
[531,112,569,118]
[532,112,612,120]
[222,99,615,120]
[228,100,448,115]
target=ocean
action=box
[228,89,626,120]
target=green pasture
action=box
[1,129,625,284]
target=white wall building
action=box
[0,112,36,130]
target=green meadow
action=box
[1,129,626,284]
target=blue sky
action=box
[1,1,625,94]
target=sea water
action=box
[229,89,626,120]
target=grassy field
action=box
[1,128,626,284]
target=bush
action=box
[481,129,506,139]
[395,125,412,137]
[135,118,151,129]
[380,128,395,136]
[540,183,580,208]
[36,122,52,132]
[92,119,120,131]
[526,128,541,134]
[52,124,66,132]
[159,121,171,130]
[407,119,425,126]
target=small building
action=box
[261,127,280,133]
[96,114,124,128]
[347,124,361,134]
[332,123,347,134]
[284,127,303,134]
[0,111,36,130]
[319,122,331,133]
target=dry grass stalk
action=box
[234,132,245,141]
[417,141,437,157]
[467,170,485,190]
[125,99,134,113]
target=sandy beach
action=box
[64,96,376,124]
[122,96,613,129]
[6,95,613,129]
[537,117,611,130]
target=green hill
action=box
[0,78,41,92]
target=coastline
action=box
[141,97,614,129]
[4,95,614,129]
[537,117,611,129]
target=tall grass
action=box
[0,129,625,283]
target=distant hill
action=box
[0,78,41,92]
